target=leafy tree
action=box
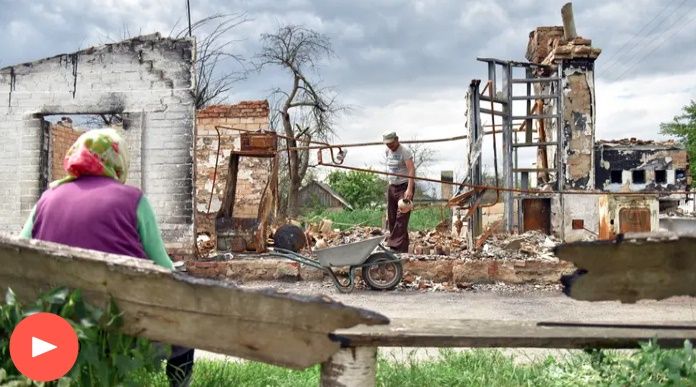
[327,170,387,209]
[661,101,696,178]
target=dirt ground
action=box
[239,280,696,322]
[197,281,696,363]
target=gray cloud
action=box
[1,0,695,178]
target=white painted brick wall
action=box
[0,34,196,255]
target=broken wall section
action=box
[0,34,196,256]
[195,101,272,246]
[595,140,689,194]
[559,58,597,190]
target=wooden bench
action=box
[6,234,696,387]
[320,319,696,386]
[0,236,388,369]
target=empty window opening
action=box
[632,170,646,184]
[655,170,667,184]
[39,114,129,192]
[610,170,623,184]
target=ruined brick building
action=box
[459,5,689,244]
[0,34,275,257]
[194,101,276,253]
[0,34,197,256]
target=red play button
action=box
[9,312,79,382]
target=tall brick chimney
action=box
[526,3,601,191]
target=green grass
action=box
[133,359,318,387]
[302,207,451,232]
[134,342,696,387]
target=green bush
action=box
[326,170,387,209]
[1,288,164,386]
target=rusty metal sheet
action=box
[555,232,696,303]
[619,208,650,234]
[240,132,277,154]
[598,195,614,240]
[0,235,388,368]
[522,198,550,234]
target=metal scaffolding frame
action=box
[471,58,563,234]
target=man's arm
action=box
[405,158,416,200]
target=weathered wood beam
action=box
[555,232,696,303]
[0,235,388,369]
[332,318,696,349]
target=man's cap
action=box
[382,131,398,144]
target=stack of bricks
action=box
[526,26,601,65]
[49,121,82,181]
[195,101,272,242]
[525,26,565,64]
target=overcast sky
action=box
[1,0,695,186]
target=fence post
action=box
[320,346,377,387]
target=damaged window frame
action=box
[654,170,667,184]
[38,113,128,193]
[631,170,646,184]
[610,170,623,184]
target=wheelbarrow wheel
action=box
[363,252,402,291]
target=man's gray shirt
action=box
[385,145,413,185]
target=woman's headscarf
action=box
[50,128,130,188]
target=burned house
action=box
[595,139,689,206]
[0,33,279,257]
[457,3,689,244]
[0,34,197,256]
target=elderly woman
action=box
[19,128,193,386]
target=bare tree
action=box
[406,142,436,172]
[257,25,341,218]
[381,142,436,171]
[173,13,248,108]
[99,13,247,113]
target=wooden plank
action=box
[0,235,388,369]
[332,318,696,348]
[554,232,696,303]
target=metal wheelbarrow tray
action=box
[271,235,404,293]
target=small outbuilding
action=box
[299,181,354,212]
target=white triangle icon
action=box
[31,337,57,358]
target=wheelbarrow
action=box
[270,235,403,293]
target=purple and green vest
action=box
[33,176,147,259]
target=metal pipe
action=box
[561,2,578,40]
[215,125,467,149]
[317,161,694,197]
[207,125,222,213]
[479,80,501,209]
[288,135,469,151]
[215,126,693,197]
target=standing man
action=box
[383,131,416,253]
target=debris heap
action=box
[306,219,560,262]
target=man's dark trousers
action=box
[386,182,410,252]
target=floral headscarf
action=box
[50,128,130,188]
